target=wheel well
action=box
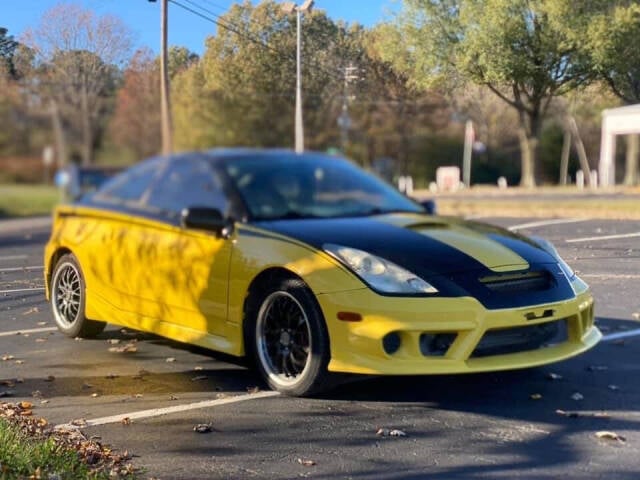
[48,247,72,288]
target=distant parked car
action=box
[56,165,122,201]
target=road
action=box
[1,216,639,479]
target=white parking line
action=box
[0,255,28,262]
[56,390,281,428]
[508,218,589,231]
[0,327,57,337]
[0,287,45,294]
[581,274,640,279]
[0,266,44,273]
[566,232,640,244]
[601,328,640,342]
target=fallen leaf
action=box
[32,391,42,398]
[15,360,24,365]
[571,392,584,401]
[530,393,543,400]
[22,307,39,315]
[35,338,47,343]
[37,321,47,326]
[1,354,15,361]
[108,339,121,345]
[169,394,178,401]
[297,458,316,467]
[40,399,49,404]
[44,375,55,382]
[165,357,176,363]
[19,401,33,409]
[596,431,626,443]
[71,418,87,427]
[121,417,131,425]
[546,373,563,380]
[193,423,212,433]
[133,394,143,398]
[0,380,15,387]
[91,393,99,398]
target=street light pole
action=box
[283,1,313,154]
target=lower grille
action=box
[471,319,568,358]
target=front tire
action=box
[51,253,106,338]
[246,278,331,396]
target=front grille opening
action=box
[480,270,552,294]
[471,319,568,358]
[420,333,456,356]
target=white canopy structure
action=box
[599,104,640,186]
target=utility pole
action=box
[150,0,173,155]
[338,64,359,153]
[282,1,313,153]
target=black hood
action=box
[253,214,576,309]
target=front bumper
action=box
[318,288,599,375]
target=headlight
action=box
[324,244,438,294]
[531,236,575,280]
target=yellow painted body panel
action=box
[45,205,600,375]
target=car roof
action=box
[190,148,344,163]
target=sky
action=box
[3,0,397,55]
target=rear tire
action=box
[245,278,331,396]
[50,253,106,338]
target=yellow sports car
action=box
[44,150,600,396]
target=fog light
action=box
[382,332,401,355]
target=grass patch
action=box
[0,418,96,479]
[0,184,59,218]
[0,403,138,479]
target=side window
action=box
[95,159,158,204]
[144,157,228,216]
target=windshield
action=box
[223,153,423,220]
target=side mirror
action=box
[181,207,233,238]
[420,199,437,215]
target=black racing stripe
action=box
[487,234,556,264]
[254,217,489,277]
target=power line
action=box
[169,0,345,83]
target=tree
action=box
[173,0,351,151]
[380,0,591,187]
[550,1,640,184]
[23,3,133,165]
[0,27,19,79]
[108,49,161,160]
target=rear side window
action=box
[94,159,159,204]
[144,157,229,216]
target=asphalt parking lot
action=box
[1,216,639,479]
